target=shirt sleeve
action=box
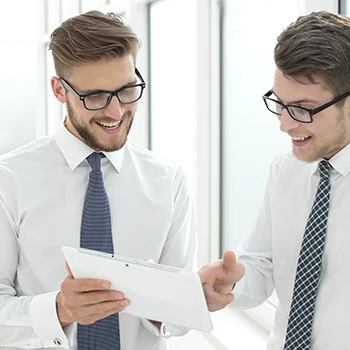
[0,166,72,349]
[157,166,198,270]
[231,161,276,309]
[141,166,198,337]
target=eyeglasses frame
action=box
[59,68,146,111]
[262,89,350,123]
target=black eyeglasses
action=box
[262,89,350,123]
[60,68,146,111]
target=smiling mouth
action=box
[96,120,121,129]
[292,136,311,141]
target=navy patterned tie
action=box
[283,160,332,349]
[78,152,120,350]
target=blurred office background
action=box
[0,0,347,348]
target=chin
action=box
[101,137,128,152]
[292,148,318,163]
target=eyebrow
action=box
[272,90,319,105]
[79,78,139,95]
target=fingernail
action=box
[102,282,110,289]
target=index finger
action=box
[198,250,237,284]
[202,283,234,312]
[64,261,112,291]
[77,278,112,292]
[61,276,112,293]
[198,261,218,285]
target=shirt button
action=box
[53,338,62,346]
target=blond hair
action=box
[49,10,141,78]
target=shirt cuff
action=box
[141,319,190,338]
[30,291,71,349]
[232,274,246,302]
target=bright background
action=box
[0,0,344,348]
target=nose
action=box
[279,108,300,133]
[104,95,125,119]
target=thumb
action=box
[223,250,237,272]
[65,261,74,278]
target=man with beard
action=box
[199,11,350,350]
[0,11,197,350]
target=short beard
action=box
[292,108,348,163]
[66,99,134,152]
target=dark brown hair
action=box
[275,11,350,99]
[49,10,141,78]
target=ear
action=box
[51,77,67,103]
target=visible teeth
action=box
[98,121,121,128]
[292,136,309,141]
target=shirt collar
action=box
[55,120,124,172]
[327,142,350,176]
[309,142,350,177]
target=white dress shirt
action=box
[0,122,197,350]
[232,144,350,350]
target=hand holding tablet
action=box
[62,246,213,332]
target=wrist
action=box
[56,292,74,327]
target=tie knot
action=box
[318,160,331,181]
[86,152,103,171]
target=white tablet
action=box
[62,246,213,332]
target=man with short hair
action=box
[0,11,197,350]
[199,11,350,350]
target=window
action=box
[0,0,44,154]
[340,0,350,15]
[220,0,339,310]
[147,0,220,267]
